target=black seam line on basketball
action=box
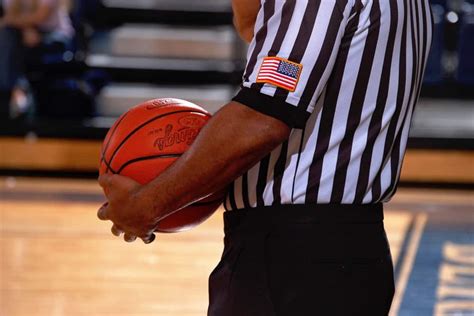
[102,112,130,173]
[101,111,130,165]
[107,110,209,167]
[116,154,182,174]
[102,155,118,174]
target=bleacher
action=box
[0,0,473,185]
[422,0,474,95]
[456,0,474,85]
[0,0,243,128]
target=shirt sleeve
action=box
[233,0,356,129]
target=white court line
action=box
[390,213,429,316]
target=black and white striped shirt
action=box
[226,0,433,209]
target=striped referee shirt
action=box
[226,0,433,209]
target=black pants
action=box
[208,204,395,316]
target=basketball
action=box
[99,98,224,233]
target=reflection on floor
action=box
[1,178,473,316]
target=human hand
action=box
[1,14,18,27]
[98,174,159,244]
[22,28,42,47]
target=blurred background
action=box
[0,0,242,140]
[0,0,472,181]
[0,0,473,315]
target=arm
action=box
[232,0,260,43]
[2,2,54,29]
[142,101,290,213]
[99,0,355,243]
[98,101,290,241]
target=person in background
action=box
[0,0,74,118]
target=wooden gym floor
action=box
[1,177,473,316]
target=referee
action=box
[97,0,433,315]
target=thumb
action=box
[99,173,141,196]
[98,173,114,190]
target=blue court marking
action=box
[399,208,474,316]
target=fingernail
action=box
[98,210,107,220]
[124,235,137,243]
[111,225,123,236]
[142,234,156,244]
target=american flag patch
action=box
[256,57,303,92]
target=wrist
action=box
[136,184,164,224]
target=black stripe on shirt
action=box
[241,172,251,208]
[331,0,382,203]
[243,1,275,83]
[256,155,270,207]
[252,0,297,91]
[272,141,288,205]
[274,0,322,99]
[228,181,238,210]
[298,0,349,111]
[382,0,432,201]
[305,5,360,204]
[371,0,411,202]
[354,0,400,203]
[270,0,323,205]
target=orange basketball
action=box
[99,98,223,233]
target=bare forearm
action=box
[3,5,52,29]
[5,14,42,28]
[232,0,260,43]
[140,102,290,220]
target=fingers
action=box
[98,173,114,197]
[118,230,155,244]
[141,233,156,244]
[111,224,124,236]
[97,174,155,244]
[119,230,155,244]
[97,202,109,220]
[124,234,137,243]
[110,223,155,244]
[98,173,113,190]
[99,173,141,191]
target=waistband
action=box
[224,203,384,235]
